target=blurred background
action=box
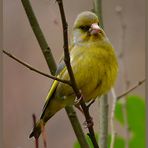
[3,0,145,147]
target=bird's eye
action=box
[79,25,90,31]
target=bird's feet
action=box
[83,117,94,128]
[74,90,83,105]
[74,96,82,105]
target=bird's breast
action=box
[70,44,118,101]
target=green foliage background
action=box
[74,95,146,148]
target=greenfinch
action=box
[29,11,118,138]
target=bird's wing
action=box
[41,80,58,114]
[42,75,66,113]
[41,43,75,114]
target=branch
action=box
[117,79,146,100]
[21,0,56,75]
[110,88,117,148]
[32,114,39,148]
[57,0,98,147]
[98,95,108,148]
[93,0,104,28]
[65,106,89,147]
[116,5,130,146]
[41,124,47,148]
[2,50,71,85]
[93,0,109,147]
[21,0,88,147]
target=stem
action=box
[21,0,56,75]
[116,5,129,147]
[117,79,145,100]
[93,0,104,28]
[57,0,98,147]
[32,114,39,148]
[99,95,108,148]
[21,0,88,147]
[65,106,89,148]
[2,50,71,85]
[93,0,108,147]
[110,88,117,148]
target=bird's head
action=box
[72,11,106,44]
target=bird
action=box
[29,11,118,138]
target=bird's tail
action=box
[29,119,45,138]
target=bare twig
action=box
[65,106,89,147]
[99,94,108,148]
[56,0,98,147]
[110,88,117,148]
[117,79,146,100]
[116,5,130,148]
[2,50,71,85]
[93,0,104,28]
[21,0,56,75]
[93,0,109,147]
[41,124,47,148]
[32,114,39,148]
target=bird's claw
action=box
[83,117,94,128]
[74,96,82,105]
[74,90,83,105]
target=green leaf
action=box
[108,135,125,148]
[114,136,125,148]
[115,101,124,124]
[73,134,98,148]
[115,95,146,148]
[126,96,146,148]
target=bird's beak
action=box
[89,23,101,35]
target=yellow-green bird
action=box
[29,11,118,138]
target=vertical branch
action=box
[116,5,129,148]
[32,114,39,148]
[110,88,117,148]
[57,0,98,147]
[93,0,104,28]
[41,124,47,148]
[66,106,89,147]
[21,0,88,147]
[93,0,108,148]
[98,95,108,148]
[21,0,56,75]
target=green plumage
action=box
[29,11,118,138]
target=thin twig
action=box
[3,50,71,85]
[110,88,117,148]
[93,0,109,147]
[32,114,39,148]
[41,124,47,148]
[21,0,56,75]
[117,79,146,100]
[93,0,104,28]
[99,94,108,148]
[65,106,89,147]
[116,5,130,148]
[57,0,98,147]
